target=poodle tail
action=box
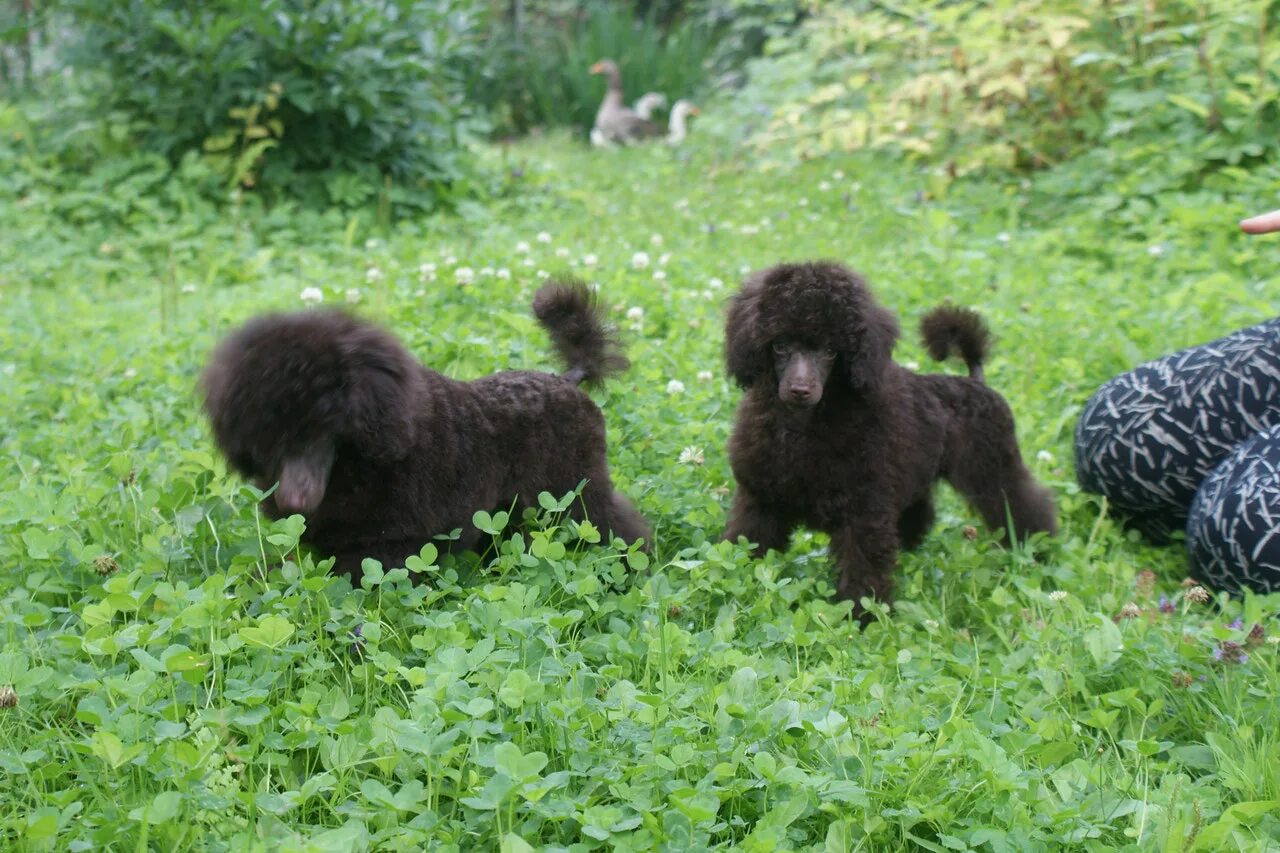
[532,279,629,386]
[920,305,991,382]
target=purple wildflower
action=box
[1229,618,1243,630]
[1158,595,1174,614]
[1213,640,1246,666]
[349,623,365,657]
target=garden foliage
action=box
[58,0,486,206]
[739,0,1279,197]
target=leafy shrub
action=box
[467,1,714,135]
[736,0,1280,194]
[59,0,486,206]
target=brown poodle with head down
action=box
[200,280,649,576]
[722,261,1056,615]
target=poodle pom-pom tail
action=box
[533,279,629,386]
[920,305,991,379]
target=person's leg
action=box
[1075,318,1280,540]
[1186,424,1280,595]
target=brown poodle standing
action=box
[200,280,649,576]
[721,262,1055,613]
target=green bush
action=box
[59,0,487,207]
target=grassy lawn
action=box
[1,134,1278,850]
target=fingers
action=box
[1239,209,1280,234]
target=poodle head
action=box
[199,310,420,515]
[724,262,899,405]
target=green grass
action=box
[1,132,1279,851]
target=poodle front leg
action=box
[722,488,793,556]
[830,522,899,618]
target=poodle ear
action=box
[725,274,770,387]
[845,303,899,391]
[342,333,420,462]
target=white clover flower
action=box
[674,198,690,210]
[418,262,437,281]
[1118,602,1142,619]
[1048,590,1068,603]
[666,379,685,395]
[631,251,650,270]
[626,306,644,321]
[1037,450,1055,464]
[659,252,671,266]
[1,364,14,376]
[365,266,383,283]
[582,254,598,268]
[922,618,939,630]
[364,238,380,250]
[300,287,324,304]
[678,446,704,466]
[455,267,475,286]
[1147,244,1165,257]
[555,247,570,258]
[413,288,425,297]
[832,169,845,180]
[697,370,713,382]
[904,360,920,371]
[739,265,751,275]
[653,271,666,282]
[818,181,832,191]
[516,241,531,254]
[996,232,1011,245]
[123,367,137,380]
[496,268,511,280]
[345,288,361,304]
[521,258,535,267]
[740,225,759,236]
[708,277,724,290]
[180,283,197,294]
[536,232,552,244]
[536,269,549,279]
[798,198,809,206]
[700,290,714,300]
[444,255,458,266]
[480,267,495,278]
[650,234,664,247]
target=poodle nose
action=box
[785,384,819,405]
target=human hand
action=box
[1239,209,1280,234]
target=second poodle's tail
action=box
[532,279,629,386]
[920,305,991,382]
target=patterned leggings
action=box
[1074,318,1280,594]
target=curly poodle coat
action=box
[722,261,1056,613]
[200,280,649,575]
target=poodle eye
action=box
[771,342,789,355]
[821,348,836,359]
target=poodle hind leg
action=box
[603,490,651,548]
[722,488,794,557]
[948,450,1057,543]
[897,496,936,551]
[576,478,652,548]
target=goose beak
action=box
[688,106,701,116]
[589,62,604,74]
